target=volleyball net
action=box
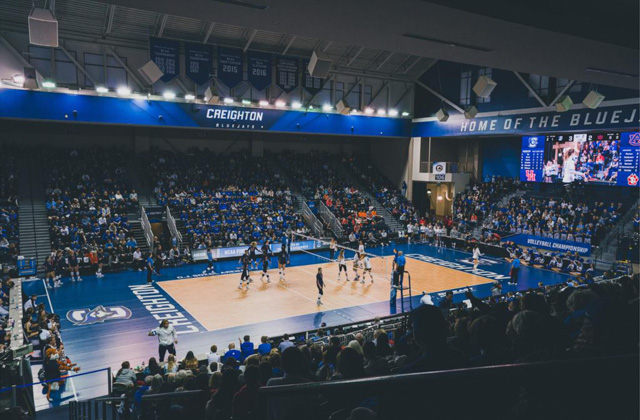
[291,232,389,282]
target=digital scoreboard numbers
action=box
[520,136,545,182]
[618,132,640,186]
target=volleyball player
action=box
[260,241,272,283]
[337,249,349,281]
[68,250,82,282]
[352,252,361,283]
[472,245,482,271]
[248,242,259,270]
[316,267,324,306]
[329,238,337,260]
[362,254,374,283]
[238,250,252,291]
[358,240,365,256]
[44,256,56,289]
[278,248,288,281]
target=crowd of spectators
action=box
[0,149,19,263]
[453,177,521,233]
[147,149,308,250]
[108,271,638,419]
[344,155,418,229]
[278,151,391,245]
[490,197,625,246]
[0,277,78,401]
[43,148,140,278]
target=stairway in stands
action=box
[129,219,151,256]
[332,162,404,233]
[16,154,51,269]
[125,154,157,208]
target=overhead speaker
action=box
[555,95,573,112]
[204,86,220,105]
[436,108,449,122]
[464,105,478,119]
[308,50,332,79]
[336,100,351,115]
[582,90,605,109]
[23,67,39,90]
[472,76,497,98]
[138,60,164,85]
[28,8,58,47]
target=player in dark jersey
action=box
[316,267,324,306]
[238,250,252,291]
[260,241,271,283]
[68,250,82,282]
[44,256,57,289]
[249,242,259,270]
[278,248,288,281]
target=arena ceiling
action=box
[1,0,638,89]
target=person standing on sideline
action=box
[316,267,325,306]
[329,238,337,260]
[510,254,521,286]
[146,253,157,284]
[148,319,178,362]
[472,245,482,271]
[205,247,215,273]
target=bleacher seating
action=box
[0,148,19,263]
[43,148,138,272]
[147,149,308,249]
[453,177,520,233]
[278,151,391,243]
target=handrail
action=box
[166,205,182,244]
[259,354,637,396]
[0,367,112,393]
[140,206,154,250]
[141,389,203,401]
[300,198,323,237]
[317,200,344,238]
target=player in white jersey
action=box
[472,245,482,271]
[337,249,349,281]
[352,253,361,282]
[362,254,374,283]
[358,241,365,255]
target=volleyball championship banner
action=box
[503,233,591,256]
[413,102,639,137]
[185,43,213,86]
[247,51,272,91]
[217,47,244,88]
[0,89,410,137]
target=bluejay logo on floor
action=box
[66,305,132,326]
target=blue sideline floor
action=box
[22,242,572,408]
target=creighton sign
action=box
[412,101,640,137]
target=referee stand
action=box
[390,269,413,313]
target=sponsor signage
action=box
[191,240,324,261]
[149,37,180,82]
[413,103,639,137]
[504,234,591,256]
[17,257,37,276]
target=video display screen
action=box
[520,131,639,187]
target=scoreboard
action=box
[520,131,639,186]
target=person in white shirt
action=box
[337,250,349,281]
[132,248,143,271]
[406,223,413,244]
[358,241,365,255]
[472,245,482,271]
[329,239,337,260]
[24,295,37,312]
[362,255,374,283]
[148,319,178,362]
[207,345,221,364]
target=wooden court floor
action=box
[158,256,492,331]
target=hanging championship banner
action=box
[185,43,212,85]
[149,37,180,82]
[302,59,324,95]
[217,47,243,88]
[247,51,272,91]
[275,56,299,93]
